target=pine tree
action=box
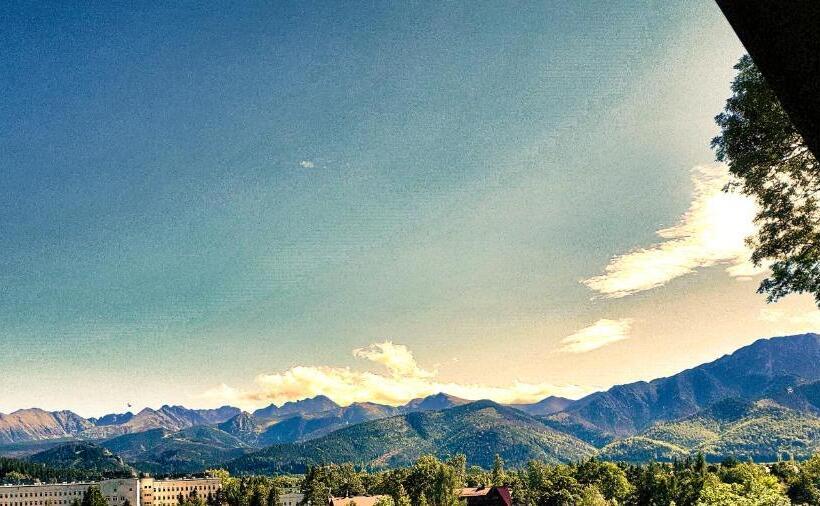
[395,485,411,506]
[491,455,505,487]
[249,489,265,506]
[81,487,107,506]
[266,485,280,506]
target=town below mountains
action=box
[3,333,820,475]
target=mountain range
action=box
[0,405,242,444]
[3,333,820,472]
[543,332,820,444]
[227,400,595,474]
[0,393,470,447]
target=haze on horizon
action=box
[2,1,819,418]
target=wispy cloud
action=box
[559,318,634,353]
[759,308,820,330]
[201,341,589,409]
[299,159,316,169]
[583,164,762,298]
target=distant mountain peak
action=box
[9,407,48,415]
[511,396,573,417]
[462,398,498,408]
[0,408,93,445]
[284,394,337,406]
[90,412,134,427]
[252,395,341,421]
[402,393,469,413]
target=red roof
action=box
[459,487,511,506]
[460,488,494,497]
[329,496,388,506]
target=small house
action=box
[459,487,512,506]
[328,495,389,506]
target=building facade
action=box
[279,490,303,506]
[0,478,221,506]
[99,479,140,506]
[0,482,94,506]
[140,478,221,506]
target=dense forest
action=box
[7,451,820,504]
[210,453,820,506]
[0,456,131,484]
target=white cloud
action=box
[559,318,634,353]
[200,341,589,409]
[299,160,316,169]
[352,341,435,378]
[583,164,763,298]
[201,383,244,402]
[759,308,820,330]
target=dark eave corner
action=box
[714,0,820,158]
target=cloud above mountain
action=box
[759,308,820,332]
[559,318,634,353]
[201,341,588,409]
[583,164,762,298]
[353,342,435,378]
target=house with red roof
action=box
[459,487,512,506]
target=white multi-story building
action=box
[0,478,221,506]
[0,481,93,506]
[140,478,221,506]
[279,489,303,506]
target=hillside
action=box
[598,398,820,462]
[227,400,595,473]
[100,428,172,460]
[102,426,253,474]
[0,409,92,444]
[697,400,820,461]
[27,442,135,476]
[596,437,689,463]
[0,439,77,459]
[218,413,260,445]
[548,333,820,439]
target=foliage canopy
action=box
[713,55,820,305]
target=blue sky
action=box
[2,1,818,416]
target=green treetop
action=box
[713,54,820,305]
